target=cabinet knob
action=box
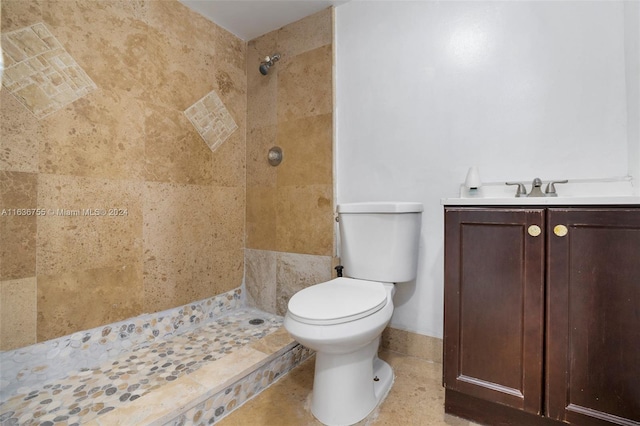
[554,225,568,237]
[528,225,542,237]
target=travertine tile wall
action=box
[0,0,246,350]
[244,9,335,315]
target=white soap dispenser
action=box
[464,166,482,196]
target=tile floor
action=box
[219,350,481,426]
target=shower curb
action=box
[87,342,313,426]
[164,343,312,426]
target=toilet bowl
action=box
[283,202,423,426]
[284,278,396,426]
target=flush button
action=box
[528,225,541,237]
[554,225,568,237]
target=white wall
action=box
[625,1,640,193]
[335,1,633,338]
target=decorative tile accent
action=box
[0,307,291,425]
[1,23,97,119]
[0,288,242,398]
[184,90,238,152]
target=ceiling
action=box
[179,0,346,41]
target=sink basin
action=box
[442,177,640,206]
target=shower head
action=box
[259,53,280,75]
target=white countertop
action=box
[441,177,640,206]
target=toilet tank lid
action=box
[338,202,423,213]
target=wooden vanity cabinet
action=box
[444,206,640,426]
[546,208,640,426]
[444,207,549,424]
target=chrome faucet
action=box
[505,178,568,197]
[528,178,545,197]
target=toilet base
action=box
[310,338,394,426]
[372,355,394,403]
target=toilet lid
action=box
[287,277,388,325]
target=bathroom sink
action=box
[442,177,640,206]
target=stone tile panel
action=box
[276,44,332,123]
[247,31,278,131]
[246,187,277,251]
[143,182,217,313]
[276,113,333,187]
[211,248,245,296]
[36,174,143,276]
[0,89,41,172]
[210,125,246,188]
[244,249,277,314]
[246,125,277,188]
[211,186,245,252]
[275,184,334,256]
[142,183,244,313]
[275,252,332,316]
[0,1,44,33]
[39,89,146,180]
[37,264,144,342]
[0,171,38,279]
[41,1,151,98]
[143,103,214,186]
[140,24,218,112]
[0,277,37,350]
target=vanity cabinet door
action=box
[444,208,545,414]
[546,208,640,425]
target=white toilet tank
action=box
[337,202,423,283]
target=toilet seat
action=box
[287,277,388,325]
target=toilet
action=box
[284,202,423,426]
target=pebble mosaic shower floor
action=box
[0,309,284,426]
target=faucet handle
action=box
[506,182,528,197]
[544,180,568,197]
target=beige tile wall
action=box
[246,9,334,256]
[0,0,246,349]
[244,9,335,315]
[1,2,437,363]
